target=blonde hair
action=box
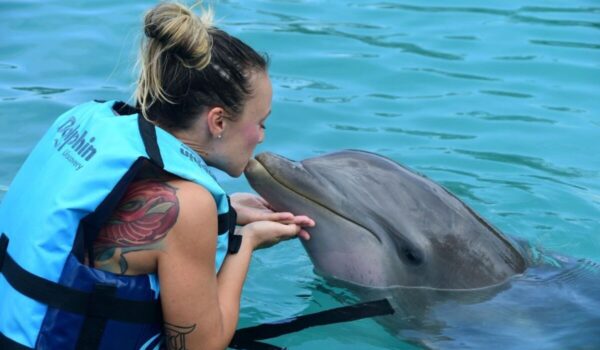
[134,1,268,130]
[136,2,213,121]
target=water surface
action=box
[1,1,599,349]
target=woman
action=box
[0,2,314,350]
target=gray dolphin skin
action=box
[244,150,600,349]
[244,150,527,290]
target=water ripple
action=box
[274,75,339,91]
[444,35,478,41]
[480,90,533,99]
[281,23,464,60]
[374,112,402,118]
[530,39,600,50]
[406,67,499,82]
[314,96,356,103]
[255,9,464,61]
[421,166,481,180]
[0,63,18,69]
[513,14,600,30]
[520,6,600,14]
[478,178,533,192]
[441,181,489,203]
[330,124,377,132]
[363,3,513,16]
[528,175,589,191]
[425,166,535,192]
[453,149,585,178]
[493,55,537,61]
[384,127,475,140]
[13,86,70,95]
[369,92,464,100]
[542,105,586,114]
[524,257,600,284]
[461,111,556,124]
[360,3,600,30]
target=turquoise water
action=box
[1,1,599,349]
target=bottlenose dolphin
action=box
[245,150,527,289]
[244,150,600,349]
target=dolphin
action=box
[244,150,600,349]
[244,150,527,289]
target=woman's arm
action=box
[158,181,310,350]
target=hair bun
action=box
[143,2,213,69]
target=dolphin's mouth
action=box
[249,156,382,244]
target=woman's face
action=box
[216,71,272,177]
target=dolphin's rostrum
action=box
[244,150,527,290]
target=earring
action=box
[217,134,222,139]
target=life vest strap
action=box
[0,234,162,325]
[229,298,394,349]
[221,196,242,254]
[136,109,164,168]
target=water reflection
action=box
[479,90,533,99]
[274,75,339,91]
[13,86,70,95]
[460,110,556,124]
[530,39,600,50]
[383,127,475,140]
[406,67,499,82]
[453,149,585,178]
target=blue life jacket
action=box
[0,100,240,350]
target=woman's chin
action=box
[226,166,245,178]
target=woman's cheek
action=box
[243,125,262,146]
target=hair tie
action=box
[144,23,159,39]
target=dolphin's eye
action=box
[402,247,422,265]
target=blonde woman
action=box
[0,2,314,349]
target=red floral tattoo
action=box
[93,179,179,273]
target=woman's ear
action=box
[206,107,226,138]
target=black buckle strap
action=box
[137,113,164,169]
[230,299,394,349]
[218,197,242,254]
[76,284,118,350]
[0,235,162,324]
[226,198,242,254]
[0,233,8,271]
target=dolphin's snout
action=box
[255,152,297,169]
[245,158,259,173]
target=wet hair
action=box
[135,2,268,130]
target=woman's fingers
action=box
[256,196,271,207]
[298,229,311,241]
[293,215,315,227]
[277,215,315,227]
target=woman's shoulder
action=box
[168,178,216,205]
[135,160,216,209]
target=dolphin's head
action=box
[245,150,526,289]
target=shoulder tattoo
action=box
[93,179,179,273]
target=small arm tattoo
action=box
[164,322,196,350]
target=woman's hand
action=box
[230,192,294,225]
[230,192,315,243]
[242,215,315,250]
